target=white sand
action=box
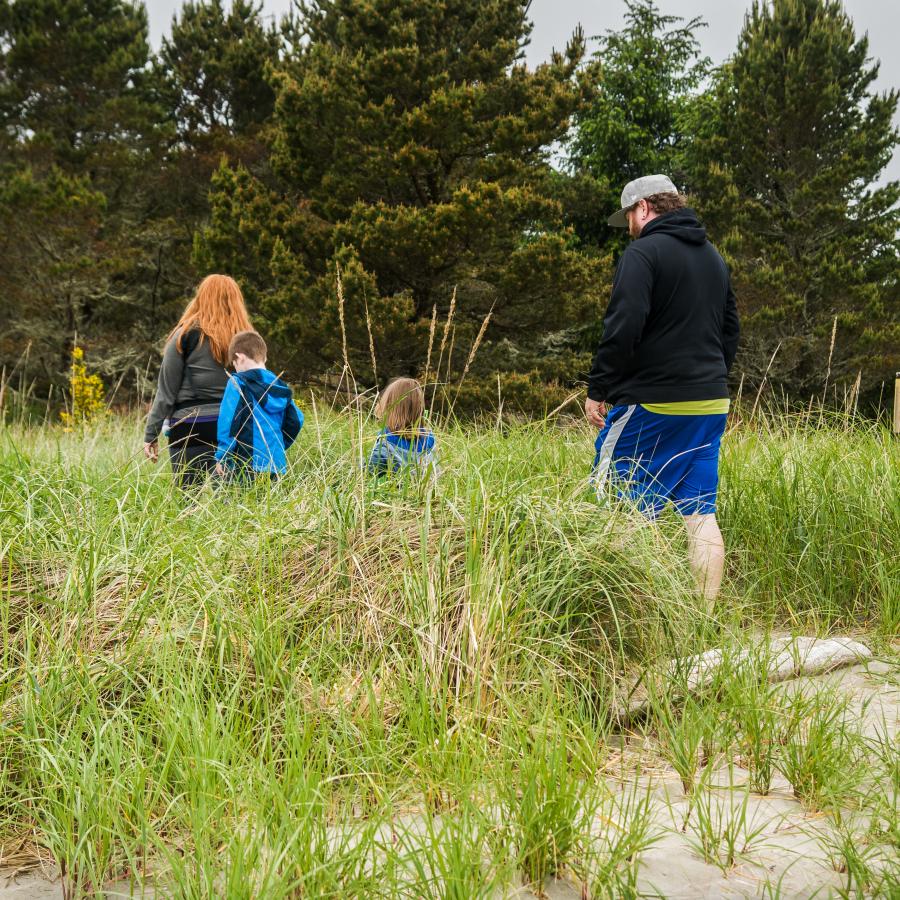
[2,658,896,899]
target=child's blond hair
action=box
[376,377,425,436]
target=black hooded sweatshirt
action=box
[587,209,740,406]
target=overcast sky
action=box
[145,0,899,184]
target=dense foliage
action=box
[0,0,896,411]
[197,0,606,387]
[684,0,899,398]
[567,0,709,250]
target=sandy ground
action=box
[0,877,145,899]
[1,658,896,899]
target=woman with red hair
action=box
[143,274,253,486]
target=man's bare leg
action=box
[683,513,725,609]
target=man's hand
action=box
[214,462,225,477]
[144,441,158,462]
[585,398,608,429]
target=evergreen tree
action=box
[198,0,605,384]
[0,0,160,181]
[148,0,284,337]
[567,0,708,248]
[0,0,285,392]
[158,0,280,146]
[0,0,165,385]
[686,0,899,400]
[0,168,108,373]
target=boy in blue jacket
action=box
[214,331,303,481]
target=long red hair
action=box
[169,274,253,365]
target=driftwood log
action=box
[619,636,873,720]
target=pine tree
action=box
[158,0,280,146]
[0,0,161,181]
[567,0,708,249]
[0,168,108,374]
[686,0,899,400]
[0,0,165,384]
[198,0,606,385]
[147,0,284,341]
[0,0,284,391]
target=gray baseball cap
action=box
[608,174,678,227]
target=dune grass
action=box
[0,404,897,896]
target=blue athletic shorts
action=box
[591,404,728,518]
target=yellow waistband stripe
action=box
[640,399,731,415]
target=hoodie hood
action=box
[234,368,292,414]
[383,428,436,454]
[639,208,707,245]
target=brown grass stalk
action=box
[750,341,781,422]
[336,265,350,375]
[364,294,378,386]
[453,306,495,411]
[422,303,437,393]
[434,288,456,379]
[823,315,838,400]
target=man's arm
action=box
[723,279,740,373]
[585,398,607,428]
[587,247,655,402]
[215,377,240,462]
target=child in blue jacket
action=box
[214,331,303,480]
[368,377,437,477]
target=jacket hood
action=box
[639,208,707,245]
[234,368,292,413]
[383,428,435,454]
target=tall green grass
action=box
[0,407,896,895]
[720,413,898,630]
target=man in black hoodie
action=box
[586,175,740,606]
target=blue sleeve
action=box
[367,436,392,474]
[282,402,303,450]
[215,378,240,461]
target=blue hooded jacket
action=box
[215,368,303,475]
[367,428,437,477]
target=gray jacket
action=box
[144,329,229,443]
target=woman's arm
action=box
[143,333,186,445]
